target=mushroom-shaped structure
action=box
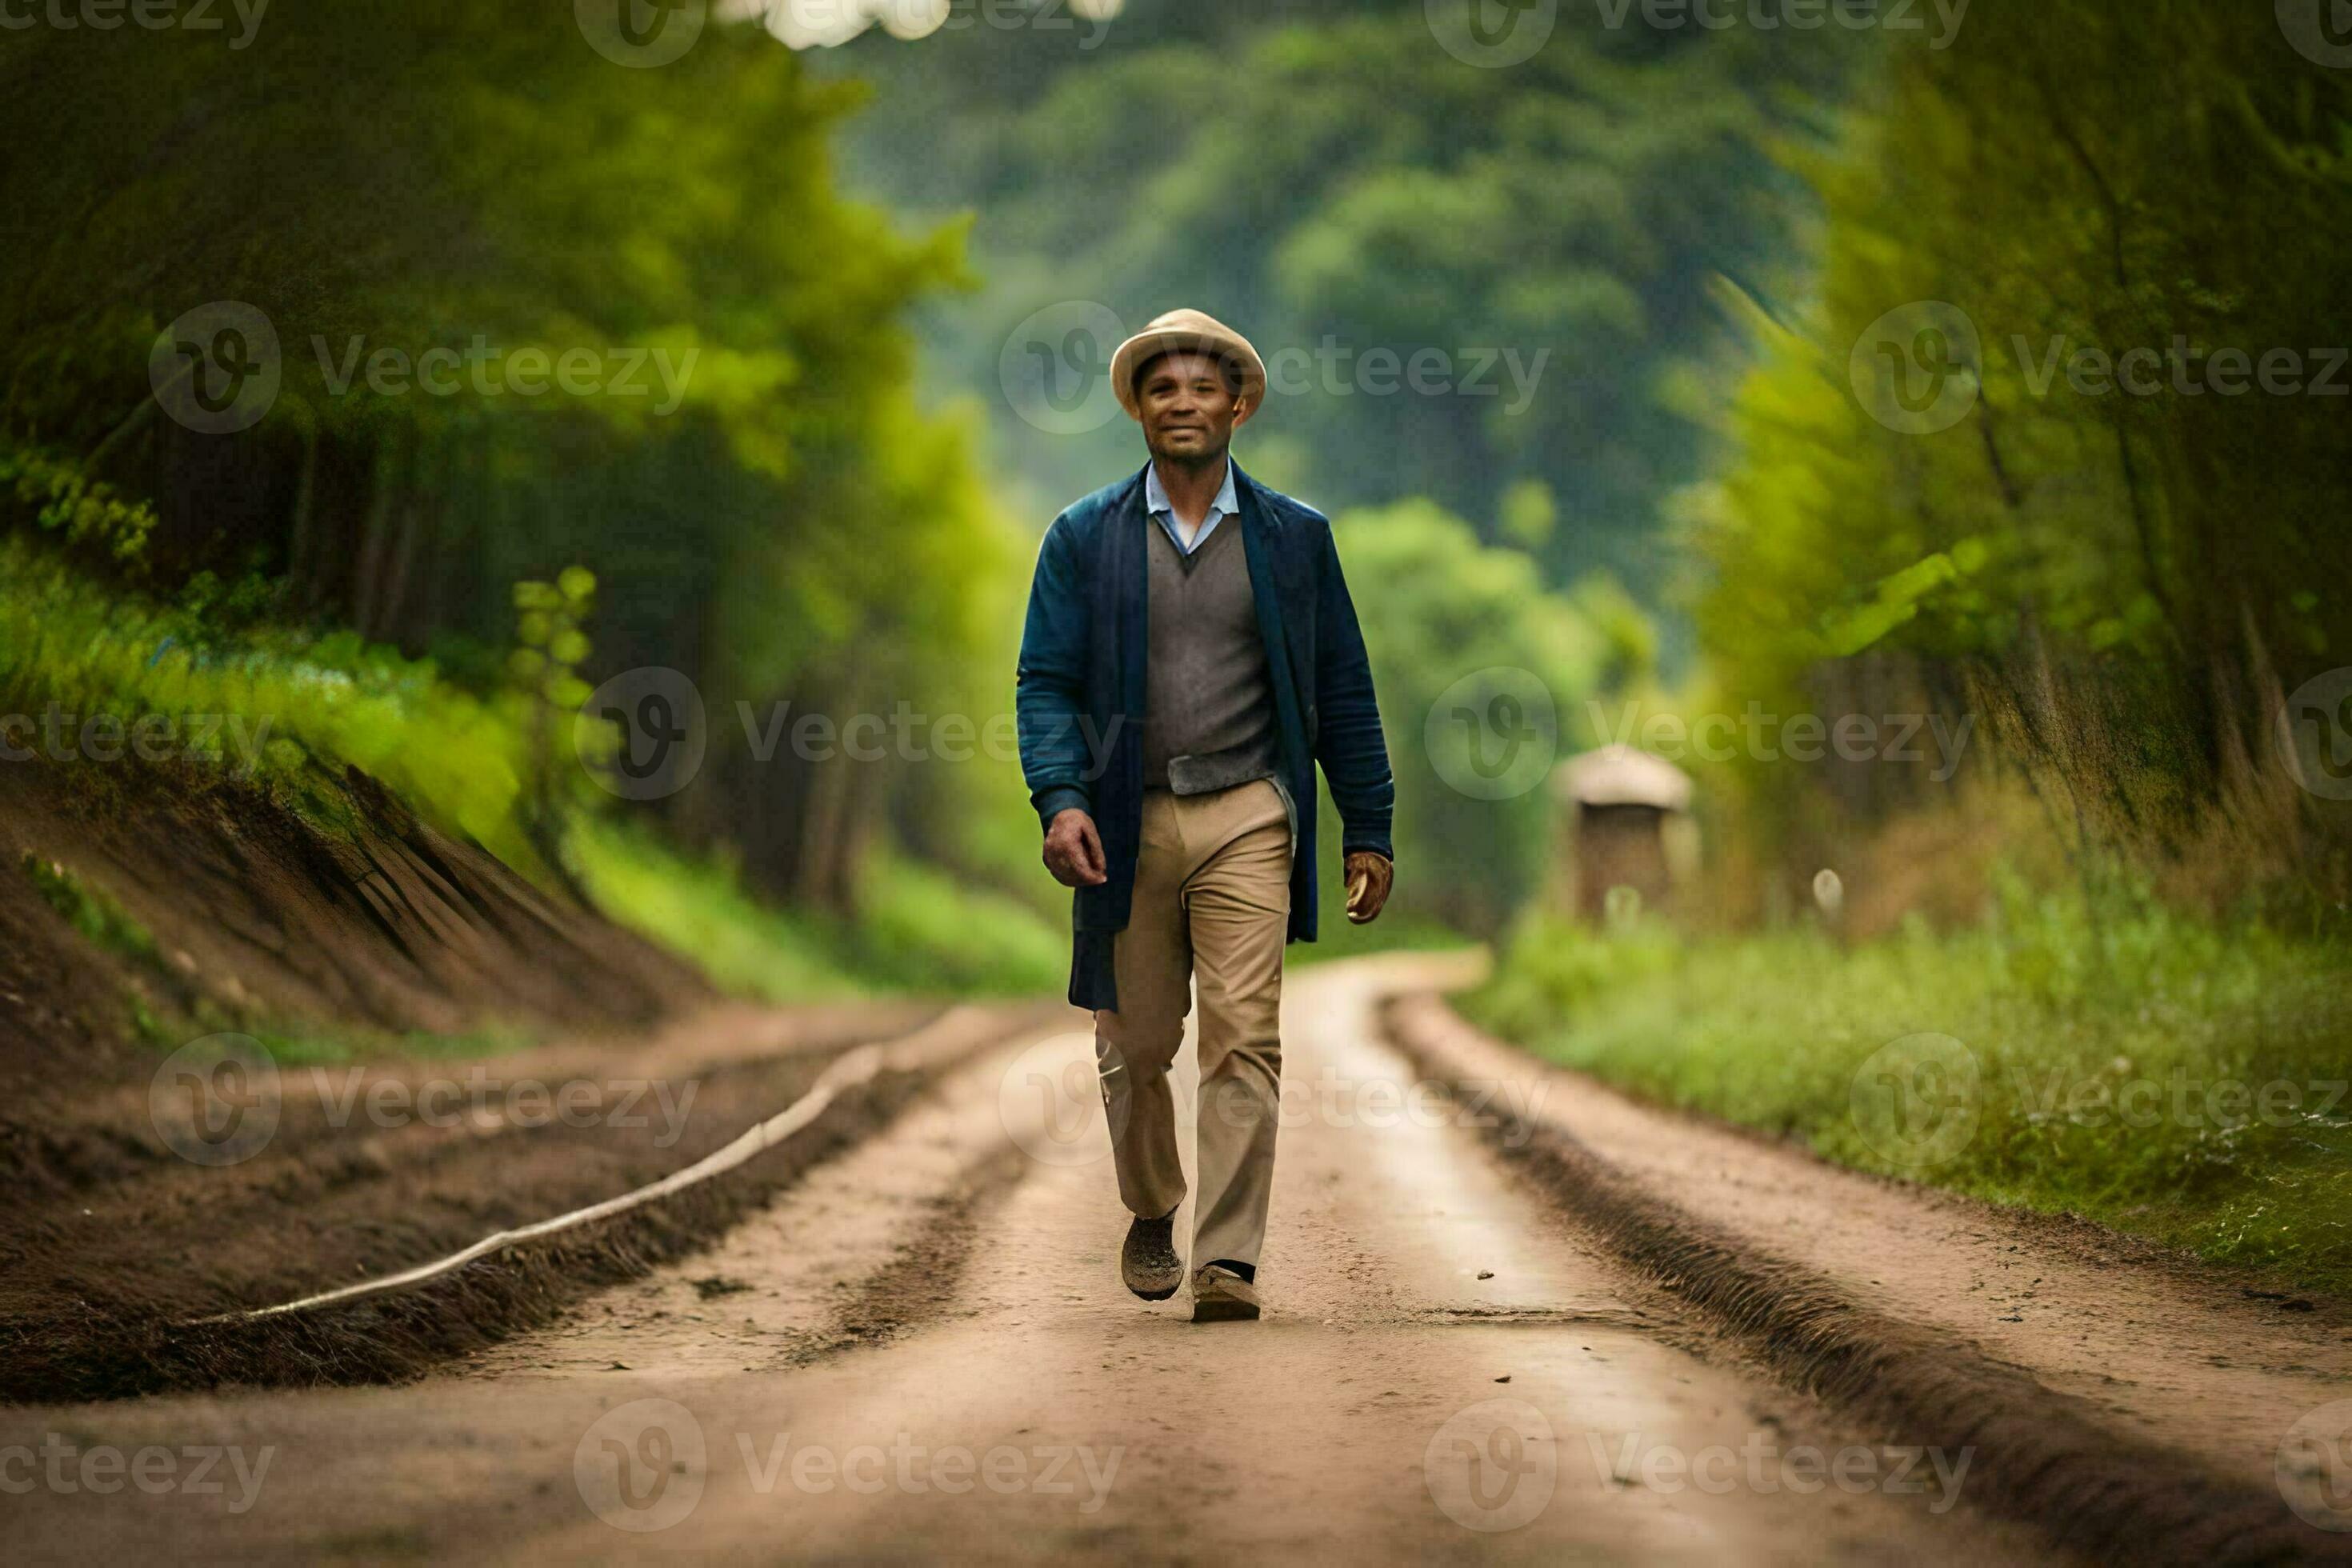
[1554,745,1697,923]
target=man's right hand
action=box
[1042,808,1108,887]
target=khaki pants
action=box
[1094,778,1292,1271]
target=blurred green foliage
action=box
[1331,498,1623,933]
[570,816,1062,999]
[1691,0,2352,870]
[0,1,1043,928]
[818,0,1857,598]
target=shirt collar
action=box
[1144,458,1239,530]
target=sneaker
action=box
[1122,1211,1182,1302]
[1190,1263,1261,1323]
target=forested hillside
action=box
[812,0,1858,601]
[0,1,1046,954]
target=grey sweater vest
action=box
[1140,515,1282,795]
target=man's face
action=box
[1138,350,1248,464]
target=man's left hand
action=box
[1344,850,1394,924]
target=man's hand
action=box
[1043,808,1108,888]
[1344,850,1394,924]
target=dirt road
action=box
[0,960,2100,1562]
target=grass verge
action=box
[567,817,1062,1002]
[1459,873,2352,1297]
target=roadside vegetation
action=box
[0,536,1064,1014]
[1465,1,2352,1297]
[1464,883,2352,1294]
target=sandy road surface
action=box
[7,959,2058,1565]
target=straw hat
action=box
[1110,308,1268,422]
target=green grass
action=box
[567,817,1062,1002]
[1461,874,2352,1297]
[20,853,161,966]
[0,536,551,868]
[2,538,1068,1015]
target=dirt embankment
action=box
[0,754,1057,1405]
[0,758,706,1106]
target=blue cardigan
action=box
[1015,461,1396,1010]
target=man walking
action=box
[1015,308,1396,1322]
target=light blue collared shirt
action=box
[1144,458,1239,556]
